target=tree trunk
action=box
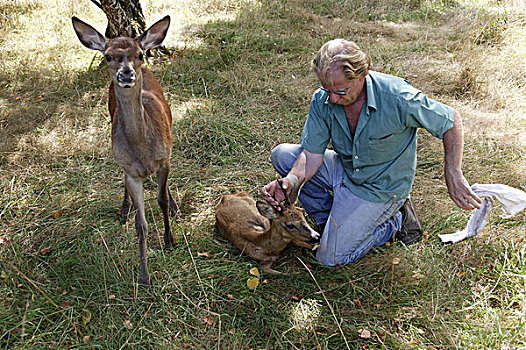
[94,0,146,38]
[90,0,169,55]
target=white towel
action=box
[438,184,526,244]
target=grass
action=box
[1,0,525,348]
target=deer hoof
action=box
[260,263,286,275]
[138,276,151,287]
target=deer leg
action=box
[126,176,150,286]
[157,164,175,249]
[260,261,285,275]
[168,188,178,217]
[120,181,134,224]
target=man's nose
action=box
[330,93,341,103]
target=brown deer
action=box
[72,16,177,285]
[215,181,320,274]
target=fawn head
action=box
[72,16,170,88]
[256,180,319,247]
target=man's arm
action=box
[261,149,324,210]
[443,109,482,210]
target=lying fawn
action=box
[72,16,177,285]
[215,181,320,274]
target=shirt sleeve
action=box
[402,90,455,139]
[299,91,331,154]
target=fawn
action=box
[215,181,319,274]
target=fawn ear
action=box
[137,16,170,50]
[256,201,278,220]
[288,179,305,205]
[72,17,107,52]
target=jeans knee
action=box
[270,143,302,175]
[316,248,351,267]
[270,144,285,167]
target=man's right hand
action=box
[261,175,298,211]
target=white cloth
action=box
[439,184,526,244]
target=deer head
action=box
[72,16,170,88]
[255,179,319,248]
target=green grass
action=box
[1,0,525,348]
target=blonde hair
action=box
[311,39,372,85]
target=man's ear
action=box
[72,17,107,52]
[137,16,170,50]
[256,201,278,220]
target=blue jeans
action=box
[271,144,404,267]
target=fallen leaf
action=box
[61,300,73,309]
[412,272,425,281]
[249,267,260,278]
[124,320,133,329]
[203,315,214,326]
[247,277,259,290]
[52,210,63,219]
[358,329,371,338]
[82,309,92,325]
[392,258,400,265]
[227,294,234,300]
[197,252,211,258]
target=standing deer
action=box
[215,181,320,274]
[72,16,177,285]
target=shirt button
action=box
[354,156,358,159]
[356,168,360,172]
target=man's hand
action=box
[261,174,298,211]
[445,170,482,210]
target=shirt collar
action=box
[364,73,377,112]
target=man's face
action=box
[321,69,365,106]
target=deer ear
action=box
[256,201,278,220]
[288,179,305,205]
[72,17,107,52]
[137,16,170,50]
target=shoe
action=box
[395,197,423,245]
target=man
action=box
[261,39,482,267]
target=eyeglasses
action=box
[318,80,353,96]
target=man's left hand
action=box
[445,171,482,210]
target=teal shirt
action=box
[300,71,454,203]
